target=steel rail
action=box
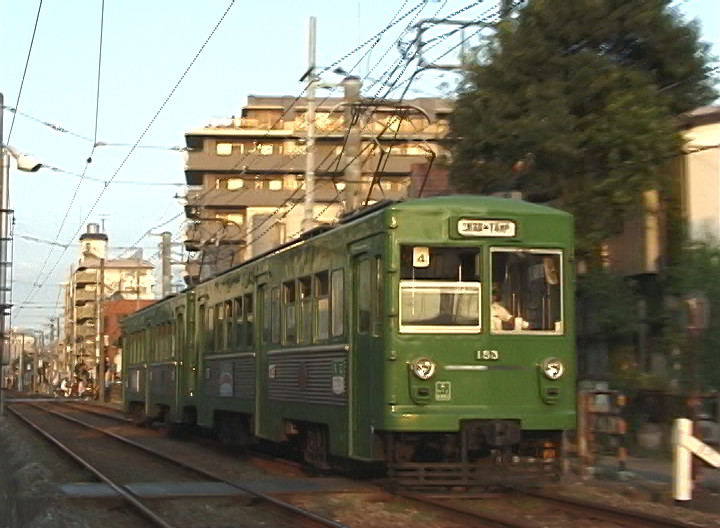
[7,404,178,528]
[19,401,350,528]
[521,489,707,528]
[396,492,542,528]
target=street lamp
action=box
[0,92,43,415]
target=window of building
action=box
[268,180,282,191]
[298,277,312,344]
[227,178,244,190]
[216,143,232,156]
[315,271,329,341]
[331,269,344,337]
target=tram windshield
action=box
[491,248,563,333]
[399,246,482,333]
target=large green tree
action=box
[450,0,717,257]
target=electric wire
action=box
[15,0,237,318]
[7,0,44,143]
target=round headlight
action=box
[542,358,564,380]
[410,358,436,380]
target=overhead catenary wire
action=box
[190,1,477,269]
[15,0,238,318]
[7,0,44,143]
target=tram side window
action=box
[215,303,224,352]
[233,296,244,349]
[374,257,384,336]
[315,271,329,341]
[224,300,233,350]
[283,281,297,344]
[271,287,281,344]
[491,249,563,333]
[331,269,344,337]
[175,312,184,358]
[207,305,215,351]
[358,259,371,333]
[262,289,271,344]
[298,277,312,343]
[245,293,255,347]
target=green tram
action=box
[123,195,575,483]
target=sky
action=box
[1,0,718,332]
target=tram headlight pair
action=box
[410,358,437,380]
[541,357,565,380]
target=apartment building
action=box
[63,224,155,378]
[183,88,451,282]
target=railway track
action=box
[7,400,351,528]
[7,399,714,528]
[397,489,711,528]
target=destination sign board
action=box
[457,219,516,237]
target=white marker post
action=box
[672,418,720,502]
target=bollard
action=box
[673,418,693,503]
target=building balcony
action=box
[185,220,245,252]
[74,270,96,286]
[184,259,201,285]
[76,324,96,339]
[185,186,340,211]
[184,148,439,185]
[75,303,96,322]
[74,289,96,304]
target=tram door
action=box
[350,237,384,459]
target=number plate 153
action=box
[477,350,499,360]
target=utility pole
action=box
[0,92,8,414]
[71,265,77,373]
[341,76,363,212]
[98,258,106,402]
[302,16,317,233]
[161,231,172,297]
[19,333,24,391]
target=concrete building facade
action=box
[63,224,155,379]
[183,92,451,282]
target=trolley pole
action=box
[302,16,317,233]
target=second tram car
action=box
[123,195,575,483]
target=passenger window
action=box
[175,312,184,358]
[358,259,371,333]
[331,269,344,337]
[284,281,297,344]
[298,276,312,344]
[315,271,329,340]
[374,257,383,336]
[224,300,233,350]
[262,288,271,344]
[215,303,223,352]
[199,304,207,351]
[207,305,215,351]
[245,293,254,347]
[234,296,244,349]
[271,287,281,344]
